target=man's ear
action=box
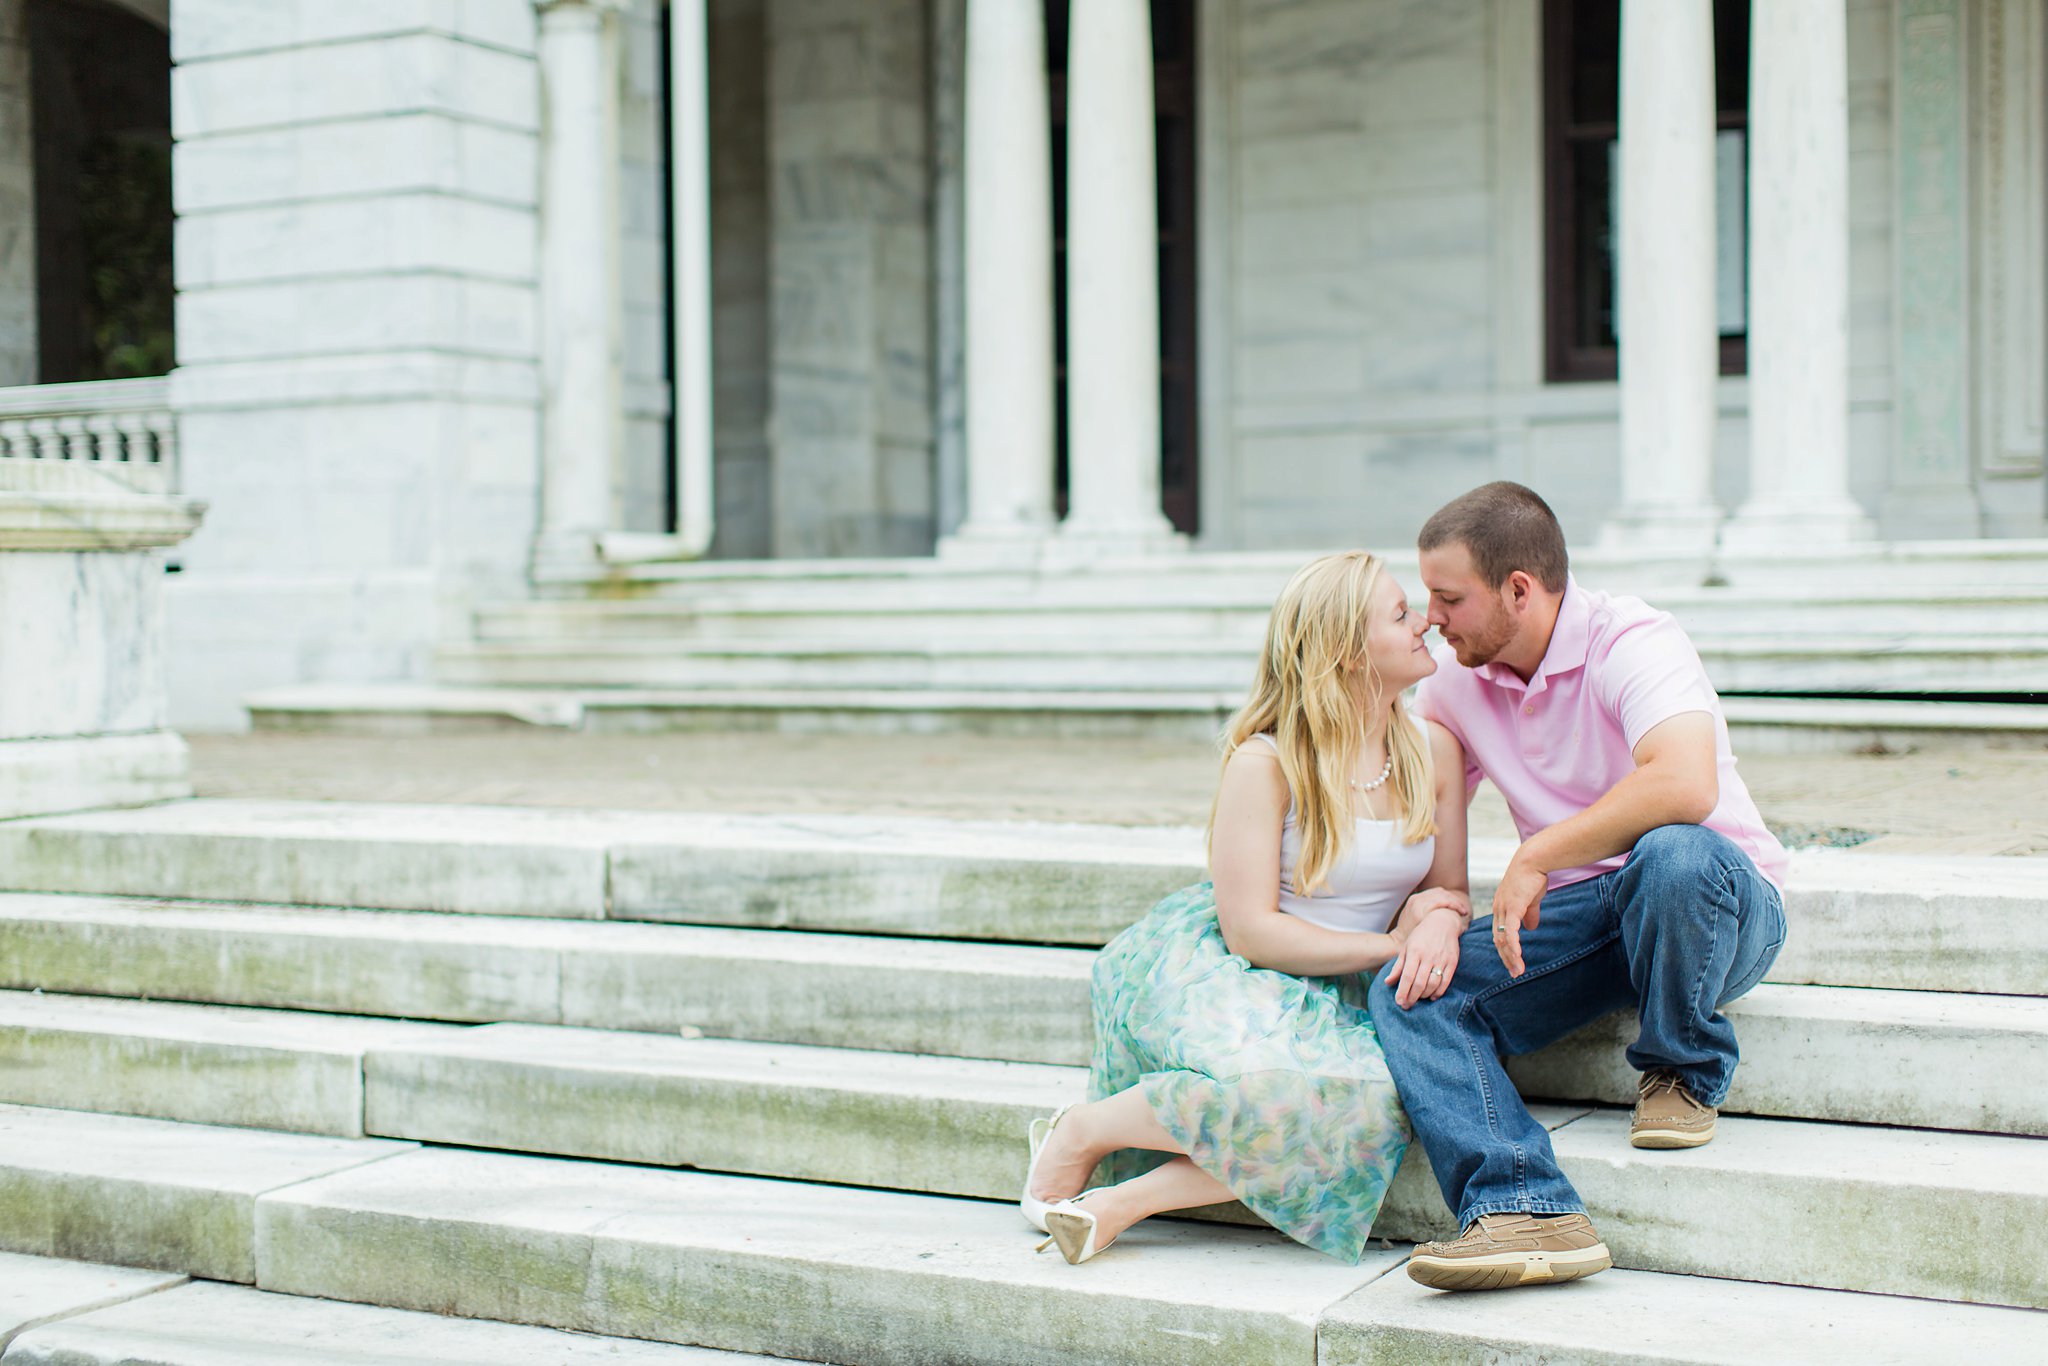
[1503,569,1535,614]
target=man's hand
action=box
[1489,855,1548,977]
[1385,905,1465,1008]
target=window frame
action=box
[1542,0,1750,384]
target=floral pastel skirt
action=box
[1088,881,1411,1263]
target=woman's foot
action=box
[1037,1186,1143,1265]
[1026,1101,1101,1206]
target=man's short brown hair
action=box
[1417,482,1569,593]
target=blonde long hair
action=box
[1208,551,1436,893]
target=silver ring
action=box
[1429,968,1444,978]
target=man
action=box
[1369,481,1788,1292]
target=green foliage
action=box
[76,133,175,380]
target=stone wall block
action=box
[172,34,535,141]
[176,277,537,364]
[170,1,538,65]
[177,196,536,288]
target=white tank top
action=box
[1245,730,1436,934]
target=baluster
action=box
[150,412,176,473]
[54,415,89,459]
[24,417,60,459]
[83,413,122,462]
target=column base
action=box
[936,519,1056,566]
[1597,503,1724,559]
[530,529,609,584]
[1049,512,1186,564]
[0,732,191,820]
[1719,498,1875,555]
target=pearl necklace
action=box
[1349,753,1394,793]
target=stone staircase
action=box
[0,798,2043,1362]
[243,543,2048,748]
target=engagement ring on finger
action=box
[1429,968,1444,978]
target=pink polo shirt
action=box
[1415,579,1788,892]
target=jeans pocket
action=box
[1717,886,1787,1007]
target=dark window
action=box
[1045,1,1200,534]
[28,0,174,383]
[1543,0,1749,383]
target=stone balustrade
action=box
[0,377,178,495]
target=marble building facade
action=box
[0,0,2041,726]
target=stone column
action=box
[0,0,35,387]
[1058,0,1179,557]
[1601,0,1723,555]
[940,0,1055,559]
[1723,0,1871,551]
[533,0,625,579]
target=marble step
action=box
[0,1276,793,1365]
[245,682,1243,741]
[0,991,466,1137]
[434,634,2048,695]
[9,982,2045,1214]
[18,981,2030,1236]
[244,1120,2048,1316]
[1317,1263,2048,1364]
[0,1104,413,1282]
[473,585,2048,646]
[0,800,2039,993]
[2,1104,2041,1360]
[244,682,2048,753]
[351,1015,2048,1199]
[0,894,1094,1065]
[434,637,1268,692]
[3,903,2045,1133]
[0,1251,184,1354]
[559,540,2048,600]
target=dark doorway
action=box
[1045,1,1200,535]
[29,0,173,383]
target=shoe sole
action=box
[1630,1124,1716,1149]
[1406,1243,1613,1291]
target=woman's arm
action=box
[1210,745,1407,977]
[1385,722,1474,1007]
[1392,720,1474,932]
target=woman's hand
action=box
[1398,886,1471,927]
[1384,904,1465,1009]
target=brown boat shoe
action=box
[1406,1211,1613,1291]
[1631,1070,1717,1149]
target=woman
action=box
[1023,551,1472,1265]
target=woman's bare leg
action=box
[1029,1085,1180,1203]
[1064,1157,1234,1248]
[1030,1085,1235,1246]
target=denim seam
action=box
[1458,927,1619,1221]
[1679,862,1738,1104]
[1462,1198,1588,1221]
[1453,993,1512,1209]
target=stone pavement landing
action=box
[187,731,2048,856]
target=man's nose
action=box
[1426,605,1448,629]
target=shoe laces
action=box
[1638,1070,1697,1106]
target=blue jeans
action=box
[1367,824,1787,1227]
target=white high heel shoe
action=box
[1020,1103,1077,1233]
[1038,1196,1115,1265]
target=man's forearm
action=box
[1516,761,1715,875]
